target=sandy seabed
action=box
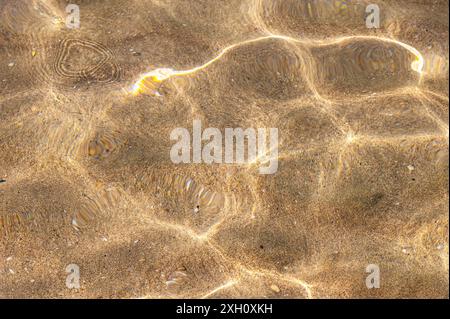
[0,0,449,298]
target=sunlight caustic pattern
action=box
[0,0,448,299]
[129,34,425,96]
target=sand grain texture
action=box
[0,0,448,298]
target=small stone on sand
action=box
[270,284,280,293]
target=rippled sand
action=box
[0,0,448,298]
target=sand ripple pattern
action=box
[53,39,121,85]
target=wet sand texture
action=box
[0,0,448,298]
